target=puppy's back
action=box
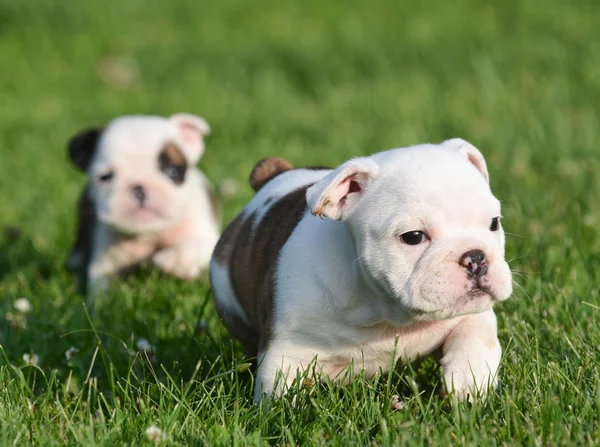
[210,159,331,357]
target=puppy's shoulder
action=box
[244,165,331,223]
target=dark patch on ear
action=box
[249,157,294,192]
[68,128,103,171]
[159,142,188,185]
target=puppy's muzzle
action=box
[131,184,147,207]
[459,249,488,279]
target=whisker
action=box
[351,256,363,267]
[510,270,532,280]
[504,232,525,239]
[509,292,523,302]
[511,280,533,300]
[510,269,537,274]
[507,253,534,264]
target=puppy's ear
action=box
[68,128,103,171]
[306,158,379,221]
[169,113,211,164]
[441,138,489,183]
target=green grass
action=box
[1,0,599,444]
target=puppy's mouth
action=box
[408,285,496,321]
[126,206,164,218]
[466,285,492,299]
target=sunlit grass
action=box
[0,0,599,444]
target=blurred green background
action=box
[0,0,599,444]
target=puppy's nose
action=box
[459,249,488,279]
[131,184,146,205]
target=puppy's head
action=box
[68,114,210,234]
[306,139,512,321]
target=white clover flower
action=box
[391,394,405,410]
[5,312,28,330]
[13,298,32,313]
[65,347,79,362]
[22,353,39,366]
[136,338,153,353]
[145,425,166,444]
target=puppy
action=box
[210,139,513,402]
[66,114,221,301]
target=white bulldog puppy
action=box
[210,139,513,402]
[66,114,221,302]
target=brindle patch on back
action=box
[211,213,259,356]
[158,142,188,185]
[212,186,311,357]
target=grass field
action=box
[1,0,599,444]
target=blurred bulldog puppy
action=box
[210,139,513,402]
[66,114,221,302]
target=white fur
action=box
[245,140,512,401]
[245,168,331,228]
[212,139,513,402]
[85,115,220,299]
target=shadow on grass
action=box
[0,226,56,282]
[0,228,250,401]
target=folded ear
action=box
[441,138,489,183]
[306,158,379,221]
[169,113,211,164]
[68,128,103,172]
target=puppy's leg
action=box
[87,257,116,295]
[254,339,317,402]
[439,309,502,400]
[86,224,115,306]
[87,224,154,307]
[152,239,214,280]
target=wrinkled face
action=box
[348,147,512,321]
[89,118,192,234]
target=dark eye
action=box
[165,165,183,180]
[400,231,427,245]
[490,217,501,231]
[98,171,114,182]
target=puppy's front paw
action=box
[152,246,202,279]
[441,345,500,401]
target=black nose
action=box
[459,249,488,279]
[131,184,146,205]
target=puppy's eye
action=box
[490,217,501,231]
[400,231,427,245]
[165,165,184,180]
[98,171,114,182]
